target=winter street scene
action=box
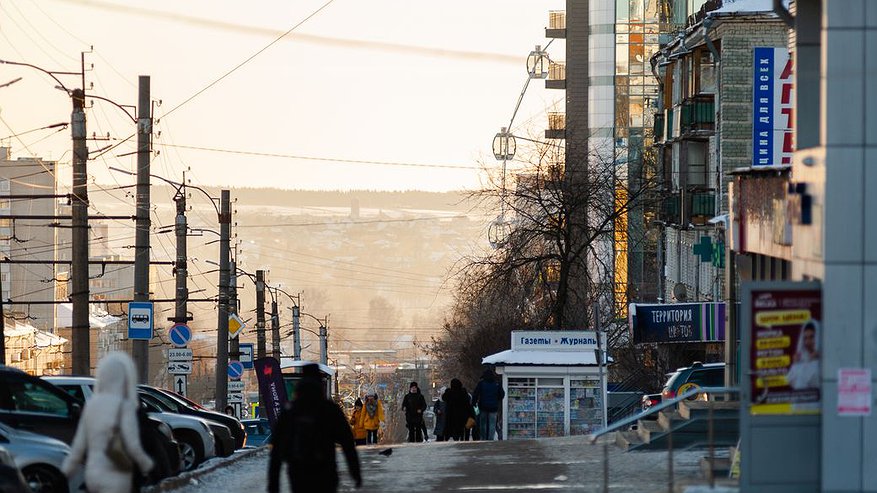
[0,0,874,492]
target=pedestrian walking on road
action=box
[472,368,505,441]
[269,364,362,493]
[62,352,154,493]
[442,378,475,441]
[361,392,384,445]
[401,382,427,442]
[350,398,368,446]
[432,394,447,441]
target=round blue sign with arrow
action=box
[227,360,244,380]
[168,324,192,348]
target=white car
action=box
[42,376,216,472]
[0,422,85,493]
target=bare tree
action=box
[429,134,661,387]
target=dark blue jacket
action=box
[472,371,504,413]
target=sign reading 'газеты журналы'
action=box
[511,331,599,351]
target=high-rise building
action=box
[0,147,57,331]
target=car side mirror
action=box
[70,403,82,418]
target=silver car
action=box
[0,422,85,493]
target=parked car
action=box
[0,446,30,493]
[43,376,217,471]
[641,362,725,411]
[138,392,233,459]
[241,418,271,447]
[139,386,247,449]
[0,422,83,493]
[0,366,83,444]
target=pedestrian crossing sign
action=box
[229,313,246,339]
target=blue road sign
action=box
[168,323,192,348]
[128,302,154,340]
[239,343,255,369]
[228,360,245,380]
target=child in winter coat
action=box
[350,398,368,446]
[62,352,154,493]
[360,393,384,444]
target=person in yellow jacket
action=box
[360,392,384,444]
[350,398,368,446]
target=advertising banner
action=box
[254,357,288,427]
[748,287,821,415]
[752,46,794,167]
[629,303,725,344]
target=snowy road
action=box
[166,437,710,492]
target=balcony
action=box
[546,61,566,90]
[678,95,715,137]
[665,108,674,141]
[660,191,716,226]
[546,11,566,38]
[545,112,566,140]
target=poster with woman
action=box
[749,288,822,415]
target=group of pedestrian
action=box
[434,368,505,442]
[349,392,384,445]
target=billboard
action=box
[752,47,794,167]
[747,286,821,415]
[629,303,725,344]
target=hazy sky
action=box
[1,0,564,192]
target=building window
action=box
[698,50,717,94]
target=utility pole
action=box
[255,270,266,360]
[172,188,187,326]
[319,320,328,366]
[228,259,239,363]
[291,303,301,360]
[214,190,231,413]
[270,295,280,360]
[71,87,90,375]
[132,75,151,382]
[0,278,5,364]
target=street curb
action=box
[143,447,268,492]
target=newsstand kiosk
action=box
[483,330,607,439]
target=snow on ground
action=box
[166,436,719,492]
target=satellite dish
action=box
[673,283,688,302]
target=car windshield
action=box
[142,389,182,412]
[157,388,206,410]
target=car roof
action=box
[42,376,95,383]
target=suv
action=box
[641,362,725,411]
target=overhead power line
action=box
[235,215,468,228]
[155,143,480,171]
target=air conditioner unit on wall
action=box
[10,352,21,362]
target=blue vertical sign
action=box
[752,47,794,167]
[128,302,154,340]
[752,47,775,166]
[239,343,255,369]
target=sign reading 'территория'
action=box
[511,330,599,351]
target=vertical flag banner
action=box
[254,357,288,427]
[752,47,794,166]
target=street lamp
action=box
[527,45,550,79]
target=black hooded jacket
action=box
[268,370,361,493]
[401,383,427,424]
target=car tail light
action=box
[662,389,675,399]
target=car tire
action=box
[174,431,204,472]
[21,465,68,493]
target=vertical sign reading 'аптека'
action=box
[752,47,794,167]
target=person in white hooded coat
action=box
[62,352,154,493]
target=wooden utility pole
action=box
[214,190,231,413]
[133,75,152,382]
[255,270,266,359]
[71,87,90,375]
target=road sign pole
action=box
[215,190,231,413]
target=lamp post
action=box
[488,43,554,250]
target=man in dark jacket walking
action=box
[472,368,505,441]
[268,364,362,493]
[401,381,427,442]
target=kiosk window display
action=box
[483,331,607,439]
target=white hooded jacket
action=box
[62,352,154,493]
